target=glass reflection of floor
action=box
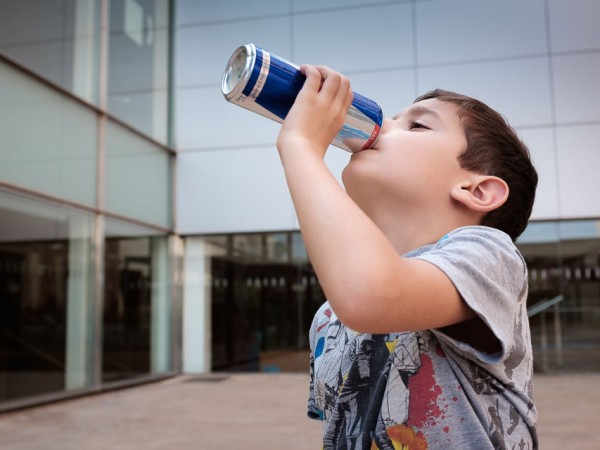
[259,350,310,373]
[532,324,600,373]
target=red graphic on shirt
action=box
[406,353,447,430]
[316,308,332,333]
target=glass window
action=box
[232,234,263,260]
[108,0,170,143]
[105,119,172,228]
[103,218,171,382]
[265,233,290,262]
[518,220,600,372]
[0,59,97,206]
[0,0,101,104]
[0,190,95,403]
[199,232,325,373]
[518,222,562,303]
[291,232,308,263]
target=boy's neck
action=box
[374,209,480,255]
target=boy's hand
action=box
[276,65,353,158]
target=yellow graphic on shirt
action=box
[371,424,428,450]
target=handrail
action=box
[527,294,565,372]
[0,328,65,370]
[527,295,565,318]
[1,328,137,376]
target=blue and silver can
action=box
[221,43,383,153]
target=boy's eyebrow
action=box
[392,106,441,121]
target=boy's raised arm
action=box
[276,65,474,334]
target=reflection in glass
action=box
[0,0,101,104]
[206,225,600,374]
[0,59,97,207]
[265,233,290,262]
[291,232,308,263]
[518,220,600,372]
[203,232,325,373]
[0,191,95,402]
[108,0,170,143]
[103,219,171,382]
[105,119,172,227]
[232,234,262,259]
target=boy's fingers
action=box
[300,64,322,93]
[315,66,351,104]
[314,66,341,96]
[300,64,352,119]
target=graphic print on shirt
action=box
[311,306,433,449]
[310,303,535,449]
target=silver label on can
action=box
[248,51,270,101]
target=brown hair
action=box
[414,89,538,240]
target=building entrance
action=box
[211,257,324,372]
[194,232,325,373]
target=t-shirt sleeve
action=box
[413,226,528,364]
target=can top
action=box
[221,43,256,101]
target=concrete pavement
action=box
[0,372,599,449]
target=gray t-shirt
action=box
[307,226,538,449]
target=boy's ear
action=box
[451,176,509,213]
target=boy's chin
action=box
[341,167,369,200]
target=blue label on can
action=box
[352,92,383,127]
[250,48,305,121]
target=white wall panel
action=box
[177,0,289,26]
[292,0,411,13]
[176,85,281,150]
[417,0,547,65]
[174,0,600,231]
[555,125,600,218]
[517,128,560,220]
[347,68,417,119]
[418,57,552,128]
[293,4,413,72]
[548,0,600,52]
[553,53,600,124]
[176,147,294,234]
[176,17,291,87]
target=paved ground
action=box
[0,372,599,449]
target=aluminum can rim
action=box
[221,43,256,100]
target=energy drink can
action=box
[221,43,383,153]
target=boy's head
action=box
[414,89,538,240]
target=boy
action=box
[276,65,538,449]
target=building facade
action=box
[1,0,599,411]
[0,0,177,410]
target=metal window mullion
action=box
[92,0,110,388]
[170,234,184,373]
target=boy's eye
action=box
[408,120,429,130]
